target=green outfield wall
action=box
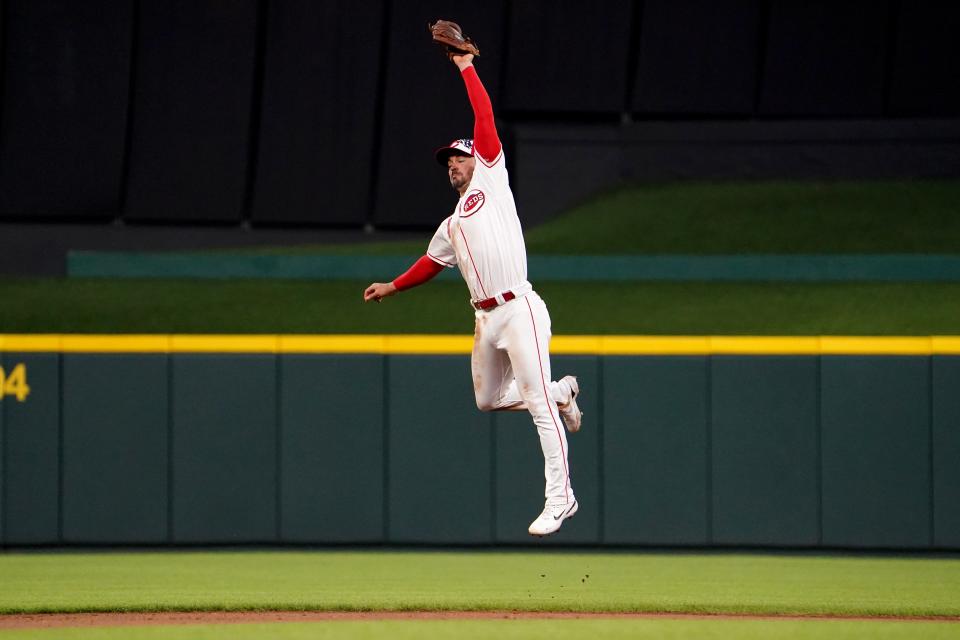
[1,335,958,549]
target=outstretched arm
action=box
[452,54,501,163]
[363,255,444,302]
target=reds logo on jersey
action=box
[461,189,486,217]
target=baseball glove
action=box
[429,19,480,58]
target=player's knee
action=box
[474,388,500,411]
[475,396,496,412]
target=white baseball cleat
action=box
[558,375,582,433]
[528,500,579,537]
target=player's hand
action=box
[452,53,474,70]
[364,282,398,303]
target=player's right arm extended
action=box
[393,254,444,291]
[363,255,443,302]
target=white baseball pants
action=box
[471,291,574,505]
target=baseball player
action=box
[363,50,581,537]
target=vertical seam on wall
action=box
[496,0,514,189]
[752,0,771,115]
[240,0,269,225]
[881,0,901,116]
[118,0,140,219]
[57,353,64,543]
[489,412,496,543]
[622,0,644,117]
[0,0,9,180]
[275,354,283,542]
[815,355,823,547]
[497,0,512,101]
[382,356,390,542]
[166,353,174,543]
[366,0,392,229]
[928,355,935,547]
[596,355,605,543]
[705,356,713,545]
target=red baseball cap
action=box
[434,138,474,165]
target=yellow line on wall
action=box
[2,334,960,355]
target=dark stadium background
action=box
[0,0,957,275]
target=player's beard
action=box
[449,167,474,193]
[449,173,469,192]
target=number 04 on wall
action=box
[0,363,30,402]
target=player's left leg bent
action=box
[472,311,524,411]
[473,307,567,413]
[473,307,579,419]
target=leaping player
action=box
[363,48,581,537]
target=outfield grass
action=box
[3,551,959,639]
[1,278,960,334]
[1,551,958,617]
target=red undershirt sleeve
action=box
[392,254,445,291]
[461,65,502,163]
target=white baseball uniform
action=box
[426,141,576,507]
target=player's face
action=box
[447,155,475,194]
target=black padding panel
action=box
[632,0,761,115]
[759,0,889,116]
[503,0,633,114]
[251,1,384,225]
[0,1,132,218]
[888,3,960,116]
[123,0,258,222]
